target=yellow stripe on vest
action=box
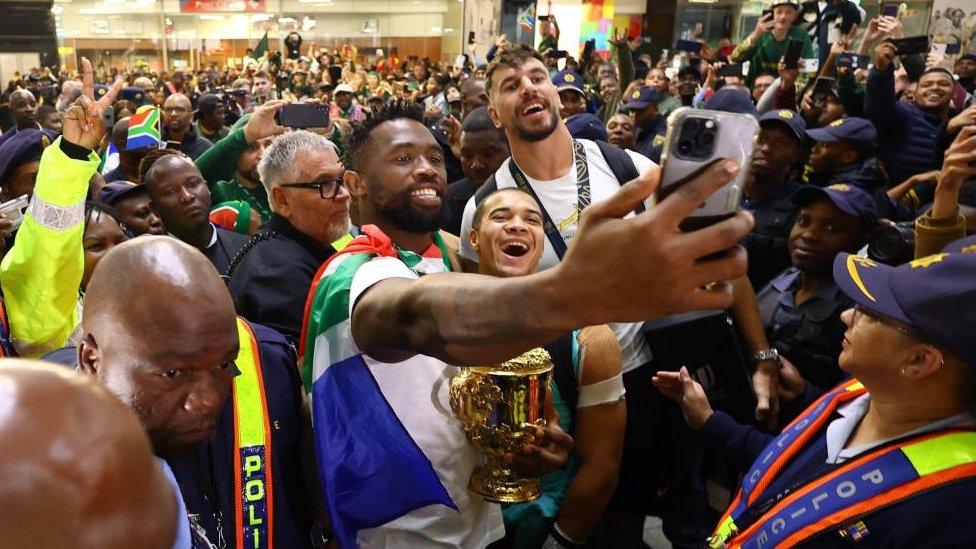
[903,431,976,476]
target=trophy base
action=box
[468,461,541,503]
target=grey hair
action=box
[257,130,338,211]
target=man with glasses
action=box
[228,130,352,344]
[161,93,213,160]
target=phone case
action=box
[649,108,759,229]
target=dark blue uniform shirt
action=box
[634,115,668,164]
[742,179,801,289]
[757,267,851,391]
[168,322,313,549]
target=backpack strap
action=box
[595,140,646,214]
[544,333,579,418]
[472,173,499,207]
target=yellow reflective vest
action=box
[0,137,95,357]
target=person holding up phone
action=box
[731,0,814,87]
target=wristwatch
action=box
[750,348,780,364]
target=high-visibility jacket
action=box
[0,137,94,357]
[709,378,976,549]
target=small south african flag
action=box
[126,105,161,151]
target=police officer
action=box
[657,251,976,548]
[552,69,588,120]
[0,128,56,201]
[757,184,877,391]
[806,117,886,191]
[743,110,806,289]
[78,236,317,549]
[621,86,666,163]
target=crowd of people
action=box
[1,0,976,547]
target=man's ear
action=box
[468,226,481,254]
[487,104,503,129]
[344,170,367,199]
[77,333,101,376]
[271,186,290,218]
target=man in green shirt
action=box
[193,100,288,222]
[731,0,814,86]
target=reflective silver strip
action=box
[27,195,86,232]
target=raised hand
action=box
[507,388,573,476]
[652,367,714,430]
[873,41,897,71]
[609,28,629,50]
[62,57,122,150]
[243,99,289,144]
[932,126,976,219]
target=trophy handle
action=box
[449,368,502,449]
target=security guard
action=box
[658,252,976,548]
[756,184,876,391]
[552,70,588,119]
[743,110,805,289]
[621,87,666,163]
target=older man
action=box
[0,360,182,549]
[0,89,40,148]
[162,93,212,160]
[228,130,351,343]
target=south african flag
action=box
[126,105,161,151]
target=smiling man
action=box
[866,47,955,186]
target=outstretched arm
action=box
[351,160,753,364]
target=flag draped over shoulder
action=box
[300,225,456,548]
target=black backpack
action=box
[472,140,647,216]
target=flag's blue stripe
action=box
[312,354,457,548]
[127,134,159,150]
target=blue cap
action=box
[621,86,661,110]
[94,83,110,100]
[98,180,147,206]
[760,109,807,142]
[0,129,56,185]
[552,70,585,96]
[792,183,878,227]
[119,86,148,106]
[833,252,976,369]
[806,117,878,153]
[566,113,608,142]
[943,235,976,254]
[704,87,759,118]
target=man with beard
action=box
[954,54,976,95]
[0,89,40,148]
[162,93,213,160]
[195,101,287,222]
[440,106,510,236]
[866,48,955,186]
[140,149,248,274]
[457,45,710,548]
[304,97,752,547]
[228,130,352,343]
[0,360,182,549]
[78,237,316,549]
[743,110,805,288]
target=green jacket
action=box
[0,137,95,357]
[195,128,272,221]
[731,26,814,85]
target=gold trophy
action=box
[449,348,553,503]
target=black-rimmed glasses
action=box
[279,178,345,200]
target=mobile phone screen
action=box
[882,3,899,18]
[783,39,804,70]
[675,39,703,54]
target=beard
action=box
[514,106,560,143]
[375,190,445,233]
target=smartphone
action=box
[0,194,29,231]
[538,15,549,21]
[467,31,475,45]
[716,64,745,78]
[550,49,568,59]
[836,52,855,68]
[888,36,929,56]
[783,39,805,70]
[811,76,836,106]
[102,105,115,132]
[650,108,759,231]
[946,43,962,55]
[276,103,330,128]
[676,39,703,54]
[762,8,773,21]
[882,2,899,18]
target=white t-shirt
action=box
[349,256,505,549]
[459,139,656,373]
